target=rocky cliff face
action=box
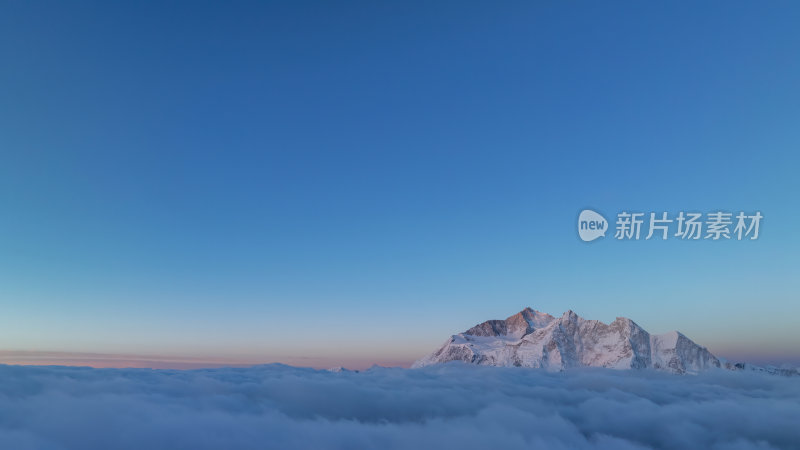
[412,308,722,374]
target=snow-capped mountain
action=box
[412,308,722,374]
[722,361,800,377]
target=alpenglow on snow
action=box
[412,308,721,374]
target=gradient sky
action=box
[1,1,799,369]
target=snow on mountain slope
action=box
[412,308,722,374]
[722,361,800,377]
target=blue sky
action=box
[1,1,798,368]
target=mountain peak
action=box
[561,309,581,321]
[465,307,554,339]
[413,308,722,374]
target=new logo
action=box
[578,209,608,242]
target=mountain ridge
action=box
[412,307,728,374]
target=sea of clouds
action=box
[0,363,797,450]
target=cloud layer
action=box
[0,363,797,449]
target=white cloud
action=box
[0,363,796,449]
